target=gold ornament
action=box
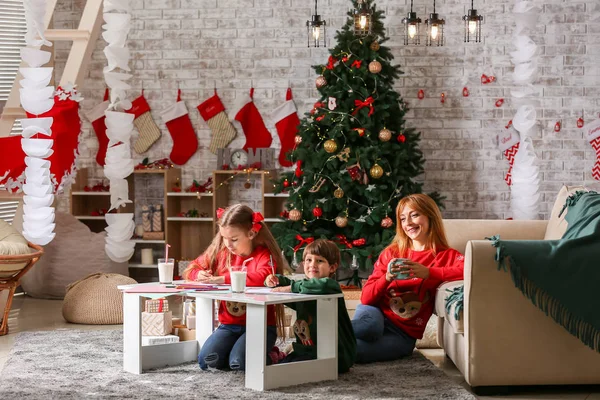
[381,216,393,228]
[334,187,344,198]
[335,215,348,228]
[336,147,351,162]
[324,139,338,153]
[294,135,302,145]
[289,209,302,221]
[370,163,384,179]
[369,60,382,74]
[378,128,392,142]
[316,75,327,89]
[244,180,252,189]
[370,41,380,51]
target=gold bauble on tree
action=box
[294,135,302,145]
[335,215,348,228]
[369,60,382,74]
[334,187,344,198]
[370,163,384,179]
[289,209,302,221]
[370,41,380,51]
[378,128,392,142]
[324,139,338,153]
[316,75,327,89]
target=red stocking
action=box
[271,88,299,167]
[161,89,198,165]
[85,88,110,166]
[587,120,600,180]
[0,136,26,191]
[499,129,521,186]
[234,88,272,151]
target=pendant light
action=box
[402,0,422,46]
[306,0,326,47]
[353,0,372,36]
[425,0,445,46]
[463,0,483,43]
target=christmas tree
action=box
[271,0,442,285]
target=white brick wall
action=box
[54,0,600,219]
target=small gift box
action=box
[142,231,165,240]
[183,299,196,324]
[145,298,169,313]
[186,315,196,330]
[142,311,173,336]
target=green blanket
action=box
[489,190,600,352]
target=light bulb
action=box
[430,25,439,40]
[350,254,359,270]
[359,15,367,29]
[312,26,320,41]
[468,20,477,34]
[408,24,417,39]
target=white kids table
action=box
[118,282,342,391]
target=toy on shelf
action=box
[135,157,174,170]
[185,177,213,193]
[89,208,111,216]
[177,209,209,218]
[83,182,110,192]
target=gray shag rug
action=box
[0,329,474,399]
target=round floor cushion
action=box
[62,273,137,325]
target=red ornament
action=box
[505,120,513,129]
[417,89,425,100]
[577,117,584,128]
[481,74,490,84]
[489,76,496,83]
[293,180,299,186]
[397,134,406,143]
[312,206,323,218]
[352,127,365,137]
[352,238,366,247]
[295,160,303,178]
[440,93,446,104]
[283,179,290,188]
[351,59,362,69]
[342,55,350,63]
[462,87,469,97]
[316,115,325,122]
[326,56,337,70]
[554,121,561,132]
[381,217,393,228]
[495,99,504,108]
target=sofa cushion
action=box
[436,281,464,334]
[544,185,585,240]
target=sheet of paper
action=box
[244,288,305,295]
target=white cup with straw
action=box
[158,244,174,284]
[230,257,253,293]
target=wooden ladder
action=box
[0,0,104,138]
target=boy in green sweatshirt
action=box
[264,239,356,373]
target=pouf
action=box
[62,273,137,324]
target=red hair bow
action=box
[252,212,264,232]
[216,208,226,219]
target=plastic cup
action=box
[230,265,247,293]
[158,258,174,284]
[388,258,410,280]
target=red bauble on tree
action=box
[352,238,366,247]
[397,134,406,143]
[312,206,323,218]
[295,160,303,178]
[283,179,290,188]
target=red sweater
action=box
[187,246,276,326]
[361,246,464,339]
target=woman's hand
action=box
[386,260,401,282]
[265,274,279,288]
[399,261,430,279]
[272,285,291,293]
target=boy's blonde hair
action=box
[303,239,341,277]
[387,193,449,257]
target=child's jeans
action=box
[198,324,277,371]
[352,304,416,364]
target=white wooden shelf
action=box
[71,191,110,196]
[132,239,165,244]
[128,263,157,269]
[263,193,289,198]
[167,217,213,222]
[75,216,106,220]
[167,192,213,197]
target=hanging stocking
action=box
[161,89,198,165]
[271,88,299,167]
[586,119,600,180]
[234,88,272,151]
[128,90,161,154]
[85,88,110,166]
[197,89,237,154]
[498,129,521,186]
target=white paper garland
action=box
[102,0,135,262]
[19,0,55,245]
[509,0,541,220]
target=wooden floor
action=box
[1,294,599,400]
